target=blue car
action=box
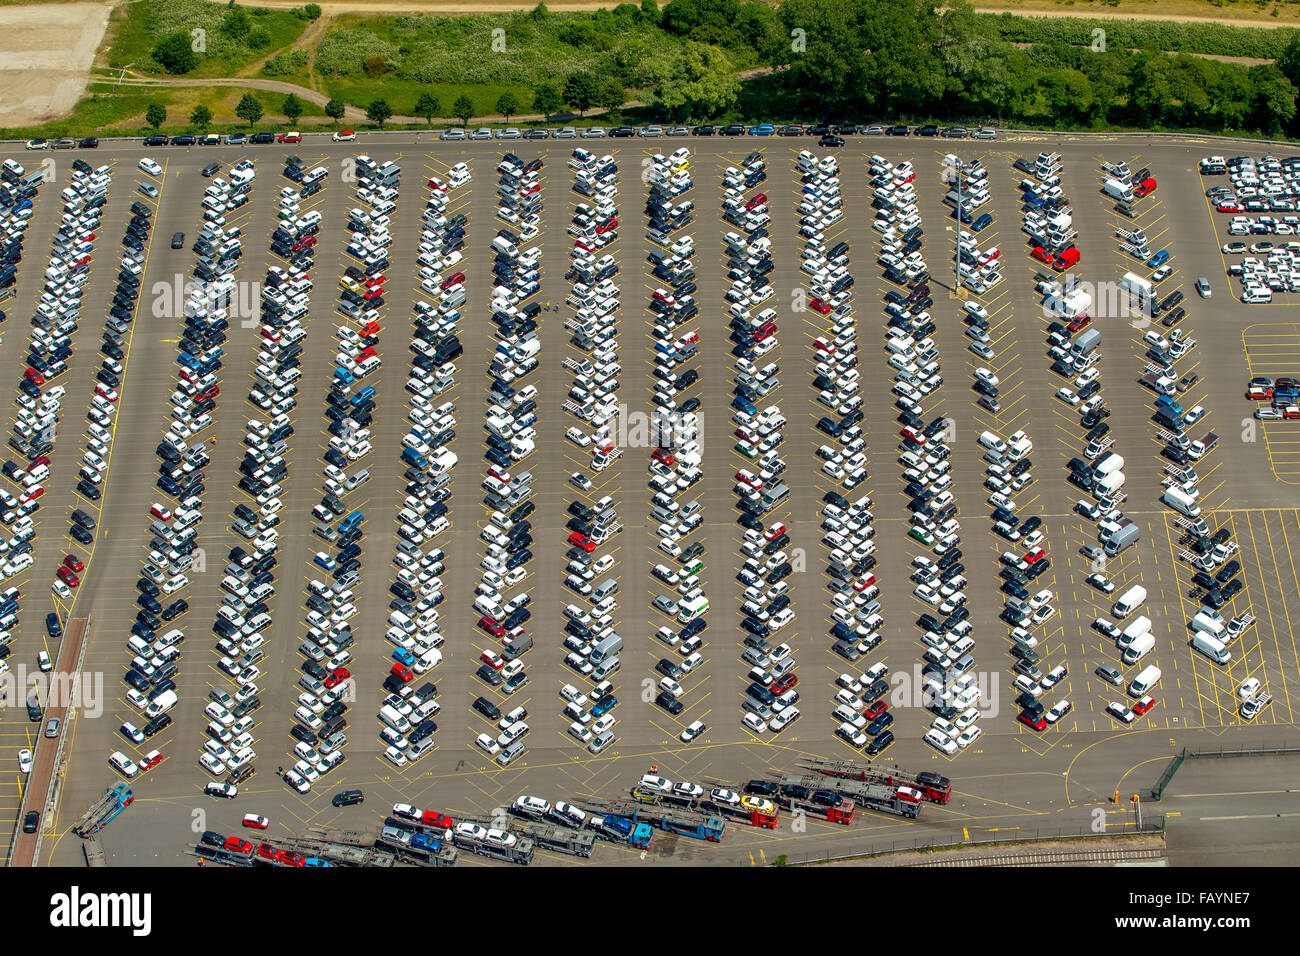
[749,124,775,136]
[1147,249,1170,268]
[730,396,756,415]
[334,366,355,384]
[591,695,618,717]
[45,613,61,638]
[971,213,994,232]
[313,551,337,571]
[392,647,416,666]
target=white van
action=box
[1190,632,1231,664]
[389,610,415,634]
[145,689,178,718]
[379,704,412,734]
[1119,615,1152,648]
[1120,632,1155,665]
[1189,611,1225,637]
[1128,665,1161,697]
[1112,585,1146,619]
[977,430,1006,454]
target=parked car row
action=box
[723,150,793,734]
[179,160,262,790]
[552,147,626,753]
[471,152,547,767]
[429,124,996,142]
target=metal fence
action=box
[772,818,1167,866]
[1151,748,1187,801]
[1187,742,1300,759]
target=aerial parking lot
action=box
[0,127,1295,868]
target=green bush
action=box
[983,13,1300,59]
[262,49,309,76]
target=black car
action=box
[655,691,685,715]
[1215,560,1241,584]
[819,134,845,148]
[331,789,364,807]
[885,124,910,136]
[45,613,61,638]
[22,810,38,833]
[472,696,501,721]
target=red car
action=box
[745,192,768,210]
[276,850,306,867]
[62,554,83,573]
[20,487,43,504]
[477,615,506,638]
[1024,546,1046,564]
[809,298,833,315]
[256,842,278,862]
[568,532,596,553]
[854,573,877,592]
[195,384,220,401]
[753,322,777,341]
[358,346,378,361]
[390,663,414,683]
[224,837,253,854]
[324,667,351,689]
[1030,246,1053,264]
[769,673,798,694]
[422,811,454,829]
[361,286,383,300]
[1217,202,1243,213]
[242,813,270,830]
[365,273,386,289]
[765,523,786,540]
[574,238,596,252]
[150,503,173,521]
[1018,713,1047,731]
[595,218,617,234]
[260,327,282,342]
[278,131,302,144]
[735,470,761,489]
[864,700,887,719]
[24,368,43,385]
[1132,695,1156,715]
[56,566,79,587]
[359,320,381,337]
[900,426,925,445]
[652,447,675,466]
[442,272,466,289]
[140,752,164,771]
[1053,247,1080,270]
[1066,314,1091,333]
[292,235,317,251]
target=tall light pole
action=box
[116,63,134,87]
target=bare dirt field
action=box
[0,2,111,128]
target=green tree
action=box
[221,7,251,40]
[1276,32,1300,92]
[282,93,303,126]
[152,32,199,75]
[597,79,626,113]
[453,94,475,127]
[646,41,738,121]
[366,98,393,127]
[190,104,212,131]
[563,71,599,115]
[529,2,549,20]
[145,103,166,130]
[1249,63,1297,135]
[304,3,322,19]
[496,92,520,121]
[324,98,346,128]
[533,84,562,121]
[775,0,862,111]
[641,0,660,23]
[414,92,442,127]
[235,92,264,128]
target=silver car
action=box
[581,127,607,138]
[439,128,466,141]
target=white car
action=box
[924,729,958,754]
[1055,387,1079,406]
[741,712,767,733]
[17,748,32,774]
[475,733,500,755]
[109,751,139,778]
[1237,677,1261,700]
[138,157,163,177]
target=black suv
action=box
[331,790,364,807]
